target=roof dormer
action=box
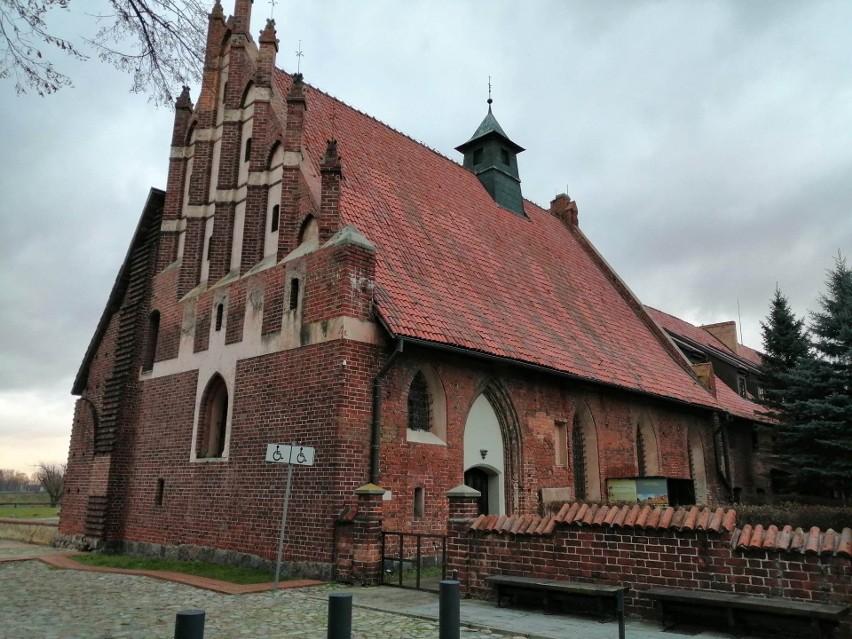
[456,100,525,216]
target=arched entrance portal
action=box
[463,387,521,515]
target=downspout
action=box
[370,338,403,485]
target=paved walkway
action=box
[0,541,747,639]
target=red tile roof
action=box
[468,503,851,558]
[714,378,773,424]
[646,307,762,369]
[736,343,763,367]
[274,70,718,409]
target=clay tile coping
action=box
[555,503,572,522]
[749,525,765,550]
[790,528,805,552]
[574,504,590,524]
[593,505,609,526]
[737,525,753,550]
[762,525,778,549]
[722,510,737,532]
[612,505,629,528]
[646,507,662,529]
[635,505,652,528]
[838,528,852,558]
[696,508,711,531]
[533,516,551,535]
[776,525,793,552]
[524,516,542,535]
[805,527,822,554]
[658,507,675,529]
[682,506,699,531]
[821,529,837,555]
[583,504,599,526]
[624,505,641,527]
[604,506,620,526]
[708,508,724,533]
[509,515,528,535]
[470,514,487,531]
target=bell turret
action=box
[456,99,525,216]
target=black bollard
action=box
[617,589,626,639]
[439,579,460,639]
[327,592,353,639]
[174,609,205,639]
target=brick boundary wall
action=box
[439,492,851,637]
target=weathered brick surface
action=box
[378,347,721,535]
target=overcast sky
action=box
[1,1,850,475]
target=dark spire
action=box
[455,98,525,216]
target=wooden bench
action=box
[645,587,849,639]
[488,575,627,621]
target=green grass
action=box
[0,505,59,519]
[0,522,57,545]
[71,554,278,584]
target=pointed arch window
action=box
[636,425,647,477]
[571,401,601,502]
[408,371,431,432]
[572,414,587,502]
[196,375,229,459]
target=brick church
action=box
[60,1,768,576]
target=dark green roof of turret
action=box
[456,105,524,154]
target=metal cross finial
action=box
[296,40,304,74]
[487,76,493,106]
[268,0,277,19]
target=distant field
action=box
[0,492,50,505]
[0,505,59,519]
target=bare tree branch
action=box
[1,0,207,105]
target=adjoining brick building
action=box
[60,1,770,577]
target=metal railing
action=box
[381,531,447,592]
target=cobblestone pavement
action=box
[1,543,738,639]
[0,558,520,639]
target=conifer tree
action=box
[771,255,852,501]
[759,287,809,415]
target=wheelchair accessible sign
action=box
[265,443,315,466]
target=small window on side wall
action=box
[413,486,425,519]
[215,303,224,331]
[244,137,252,162]
[155,478,165,506]
[289,278,300,311]
[270,205,280,233]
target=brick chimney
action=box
[549,193,579,228]
[701,321,739,354]
[691,362,717,397]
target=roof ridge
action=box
[275,67,467,176]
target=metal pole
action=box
[439,579,460,639]
[174,609,205,639]
[274,462,294,589]
[327,593,352,639]
[617,588,626,639]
